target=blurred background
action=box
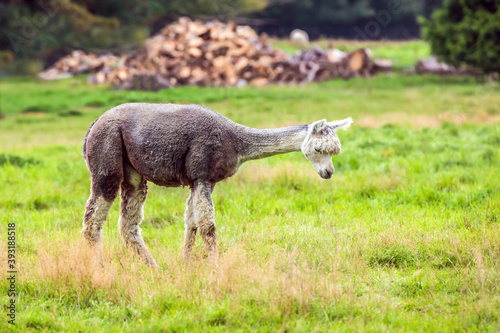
[1,0,444,74]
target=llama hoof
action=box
[93,258,105,269]
[148,262,159,269]
[143,256,159,268]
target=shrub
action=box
[420,0,500,74]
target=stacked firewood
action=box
[40,17,388,90]
[100,17,288,89]
[38,51,122,80]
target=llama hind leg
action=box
[119,166,158,267]
[183,193,197,260]
[83,120,123,265]
[192,181,218,262]
[82,188,117,265]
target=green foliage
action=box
[420,0,500,73]
[75,0,165,25]
[0,0,269,66]
[1,58,44,76]
[193,0,268,16]
[0,2,121,58]
[254,0,439,39]
[260,0,373,25]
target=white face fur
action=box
[301,118,353,179]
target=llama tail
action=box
[82,117,100,161]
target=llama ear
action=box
[329,117,353,132]
[310,119,327,135]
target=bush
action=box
[420,0,500,74]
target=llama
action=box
[82,103,352,267]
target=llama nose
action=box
[320,169,334,179]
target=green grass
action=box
[1,73,499,150]
[1,62,500,331]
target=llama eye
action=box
[314,148,321,153]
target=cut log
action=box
[347,48,372,73]
[326,49,346,63]
[250,77,268,87]
[187,47,203,58]
[372,59,393,73]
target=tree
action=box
[420,0,500,74]
[422,0,443,18]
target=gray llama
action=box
[82,103,352,267]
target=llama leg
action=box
[83,121,123,265]
[119,166,158,267]
[183,192,197,260]
[192,181,218,261]
[82,186,118,265]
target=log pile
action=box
[414,56,481,76]
[40,17,388,90]
[101,17,287,89]
[38,51,122,80]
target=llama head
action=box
[301,117,353,179]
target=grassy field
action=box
[1,45,500,331]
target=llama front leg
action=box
[119,167,158,268]
[183,192,197,260]
[192,180,218,261]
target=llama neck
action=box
[237,125,308,163]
